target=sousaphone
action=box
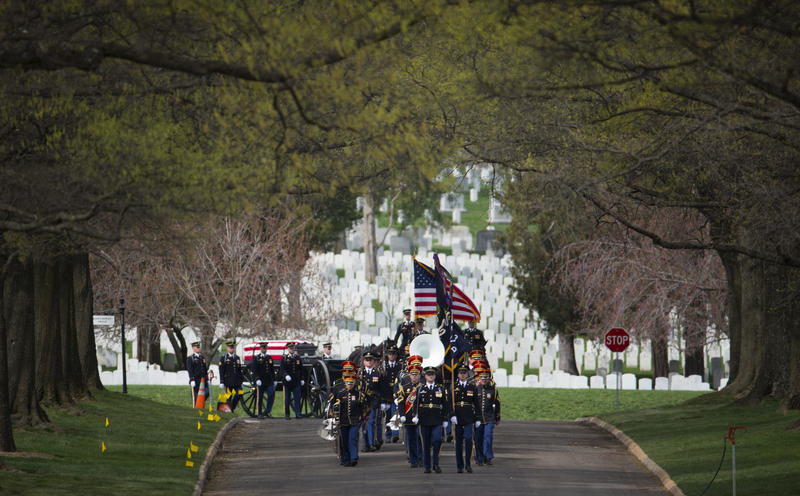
[408,333,445,368]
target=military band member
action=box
[464,319,487,352]
[332,373,364,467]
[186,341,210,403]
[467,350,486,382]
[218,341,244,410]
[412,366,451,473]
[382,345,402,442]
[475,369,501,466]
[360,351,382,451]
[451,363,480,473]
[248,342,276,418]
[414,317,427,337]
[396,363,423,468]
[393,308,415,355]
[280,342,304,419]
[321,342,333,360]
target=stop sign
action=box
[605,328,630,353]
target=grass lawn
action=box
[600,393,800,495]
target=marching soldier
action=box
[360,351,382,451]
[412,365,451,474]
[396,363,423,468]
[382,344,402,442]
[248,342,276,418]
[393,308,415,356]
[414,317,427,337]
[464,320,487,352]
[331,372,365,467]
[218,341,244,411]
[321,342,333,360]
[451,363,480,473]
[467,350,486,382]
[280,342,305,419]
[475,368,501,466]
[186,341,210,403]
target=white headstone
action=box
[590,375,605,389]
[654,377,669,390]
[638,378,653,390]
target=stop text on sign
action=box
[604,327,630,353]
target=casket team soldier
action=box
[413,365,451,474]
[476,368,501,465]
[451,363,480,473]
[187,341,210,403]
[382,344,402,443]
[396,362,423,468]
[360,351,382,452]
[249,342,276,418]
[218,341,244,411]
[393,308,415,356]
[464,320,487,352]
[321,342,333,360]
[280,342,305,419]
[332,372,364,467]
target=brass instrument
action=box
[408,333,445,368]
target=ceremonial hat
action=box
[456,363,469,373]
[423,366,437,375]
[354,345,363,351]
[402,308,411,315]
[362,351,377,360]
[416,317,425,324]
[386,344,398,353]
[477,369,491,378]
[343,376,356,384]
[225,341,236,347]
[341,360,356,371]
[473,360,489,370]
[469,349,485,359]
[322,342,332,348]
[285,342,296,349]
[259,341,268,348]
[191,341,201,347]
[408,363,422,373]
[408,354,423,365]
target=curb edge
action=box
[192,417,245,496]
[576,416,685,496]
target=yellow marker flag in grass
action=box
[105,417,109,428]
[198,410,203,416]
[208,414,214,421]
[213,414,221,422]
[190,441,199,453]
[187,448,192,459]
[185,460,194,467]
[208,401,213,412]
[101,442,107,453]
[197,420,202,431]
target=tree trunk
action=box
[34,260,68,405]
[362,192,378,283]
[558,333,579,375]
[165,320,188,371]
[137,323,161,365]
[73,254,103,390]
[0,266,17,452]
[718,250,741,383]
[684,303,705,378]
[651,336,669,378]
[4,258,48,425]
[57,258,87,400]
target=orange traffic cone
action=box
[195,379,206,409]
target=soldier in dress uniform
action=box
[280,342,305,419]
[396,362,423,468]
[464,320,487,352]
[321,342,333,360]
[381,344,402,442]
[475,368,501,466]
[414,317,427,336]
[412,366,451,473]
[467,350,486,382]
[393,308,415,356]
[218,341,244,410]
[186,341,210,402]
[451,363,480,473]
[248,342,276,418]
[332,372,365,467]
[360,351,382,451]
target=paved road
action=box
[202,418,667,496]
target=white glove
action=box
[219,383,225,390]
[381,403,390,411]
[393,398,399,405]
[273,381,278,387]
[400,416,406,422]
[450,416,457,425]
[412,416,419,424]
[442,421,449,428]
[475,421,481,428]
[285,375,291,382]
[300,380,305,386]
[256,379,262,386]
[190,380,196,387]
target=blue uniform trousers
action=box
[340,425,360,465]
[420,424,443,470]
[284,384,301,417]
[256,383,275,416]
[474,423,485,463]
[365,406,379,447]
[482,422,495,460]
[454,423,474,469]
[404,424,422,465]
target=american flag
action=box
[413,257,481,322]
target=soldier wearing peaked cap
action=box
[248,342,276,418]
[218,341,244,411]
[394,308,415,356]
[395,362,423,468]
[451,363,480,473]
[331,373,365,467]
[187,341,210,403]
[381,344,402,442]
[360,351,382,451]
[412,365,451,473]
[464,320,487,352]
[280,342,304,419]
[474,368,500,466]
[414,317,427,336]
[322,342,333,360]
